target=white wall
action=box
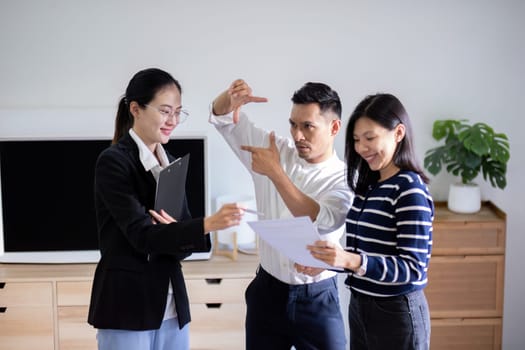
[1,0,524,348]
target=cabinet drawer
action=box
[58,306,97,350]
[431,318,501,350]
[0,282,53,306]
[426,256,504,318]
[57,281,92,306]
[190,303,245,350]
[0,306,54,350]
[432,222,505,255]
[185,278,251,304]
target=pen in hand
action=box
[243,208,265,217]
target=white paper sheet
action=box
[247,216,343,270]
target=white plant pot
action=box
[447,183,481,214]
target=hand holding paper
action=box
[306,240,351,271]
[247,216,343,271]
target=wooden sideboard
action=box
[0,253,259,350]
[426,201,506,350]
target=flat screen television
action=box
[0,136,209,263]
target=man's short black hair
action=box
[291,82,342,119]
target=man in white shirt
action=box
[209,79,352,350]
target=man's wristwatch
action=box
[356,253,368,276]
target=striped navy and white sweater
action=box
[345,170,434,297]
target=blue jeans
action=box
[245,266,346,350]
[96,317,189,350]
[349,289,431,350]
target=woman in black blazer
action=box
[88,68,245,350]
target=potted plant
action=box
[424,119,510,213]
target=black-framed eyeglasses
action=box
[144,104,189,124]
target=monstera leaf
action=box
[424,119,510,189]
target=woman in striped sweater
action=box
[307,93,434,350]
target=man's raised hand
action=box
[228,79,268,123]
[241,132,281,177]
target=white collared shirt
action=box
[129,128,170,181]
[209,111,353,284]
[129,128,177,320]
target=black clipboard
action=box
[154,153,190,220]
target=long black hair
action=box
[112,68,181,144]
[345,93,429,195]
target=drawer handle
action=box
[0,307,6,313]
[205,278,222,285]
[0,282,5,289]
[206,303,222,309]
